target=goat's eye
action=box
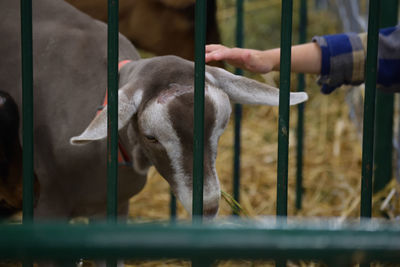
[145,135,158,143]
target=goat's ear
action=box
[205,66,308,106]
[70,86,143,145]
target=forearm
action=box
[261,42,322,74]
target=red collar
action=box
[97,60,131,109]
[118,60,131,71]
[97,60,132,166]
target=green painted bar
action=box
[0,220,400,263]
[20,1,34,266]
[192,3,208,264]
[233,103,242,211]
[170,191,176,220]
[192,259,214,267]
[107,0,119,224]
[192,0,207,219]
[20,0,34,224]
[107,1,119,266]
[360,0,381,219]
[107,1,119,265]
[233,0,244,215]
[276,2,293,264]
[295,0,307,211]
[276,0,293,218]
[373,0,398,193]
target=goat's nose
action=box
[203,203,219,217]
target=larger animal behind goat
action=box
[0,91,40,219]
[0,0,307,220]
[66,0,220,62]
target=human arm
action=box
[206,25,400,94]
[205,42,322,74]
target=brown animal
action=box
[0,91,39,218]
[66,0,221,61]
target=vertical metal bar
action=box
[295,0,307,211]
[232,0,244,216]
[107,0,119,222]
[21,0,34,224]
[232,103,242,214]
[373,0,398,193]
[170,191,176,220]
[276,0,293,218]
[276,1,293,265]
[192,0,206,219]
[360,0,381,219]
[107,0,119,266]
[21,1,34,266]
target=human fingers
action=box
[206,46,242,63]
[205,47,230,63]
[205,44,226,53]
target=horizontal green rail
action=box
[1,219,400,263]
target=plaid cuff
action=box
[376,26,400,92]
[312,33,365,94]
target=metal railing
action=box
[3,0,400,266]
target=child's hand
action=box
[205,44,277,73]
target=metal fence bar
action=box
[233,0,244,216]
[192,0,207,219]
[106,0,119,225]
[1,221,400,263]
[360,0,381,219]
[20,0,34,224]
[170,191,177,220]
[276,1,293,265]
[373,0,398,193]
[295,0,307,211]
[192,0,208,263]
[276,0,293,218]
[107,0,119,266]
[20,1,34,266]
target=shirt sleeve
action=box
[312,25,400,94]
[376,26,400,92]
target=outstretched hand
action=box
[205,44,278,73]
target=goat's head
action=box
[70,56,308,217]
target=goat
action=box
[0,0,307,220]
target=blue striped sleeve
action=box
[312,25,400,94]
[376,26,400,92]
[312,33,364,94]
